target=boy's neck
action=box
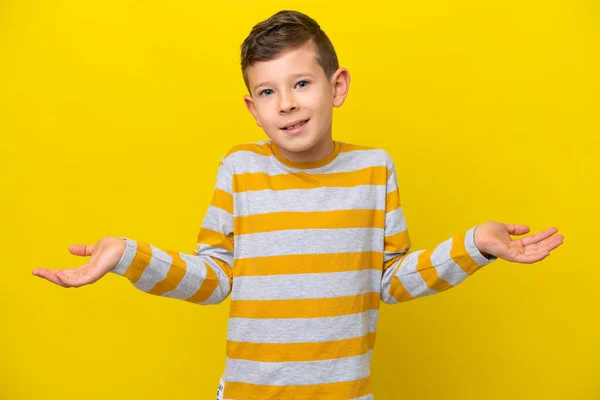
[276,134,335,164]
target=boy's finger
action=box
[32,269,67,287]
[506,224,530,236]
[542,234,564,252]
[521,227,558,247]
[68,244,95,257]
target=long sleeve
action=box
[109,157,234,305]
[380,155,497,304]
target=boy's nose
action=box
[278,91,298,113]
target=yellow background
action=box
[2,1,598,399]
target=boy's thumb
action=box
[506,224,530,236]
[68,244,95,256]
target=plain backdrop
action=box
[1,1,598,399]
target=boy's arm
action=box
[380,155,497,304]
[110,157,234,305]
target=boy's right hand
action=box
[32,236,127,288]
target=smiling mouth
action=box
[281,119,309,130]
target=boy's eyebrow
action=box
[253,73,315,93]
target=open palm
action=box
[474,221,564,264]
[32,236,126,288]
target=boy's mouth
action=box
[280,119,309,131]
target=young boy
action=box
[32,10,563,400]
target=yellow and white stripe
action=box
[111,140,496,399]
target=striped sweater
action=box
[111,140,497,400]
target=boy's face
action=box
[244,40,349,163]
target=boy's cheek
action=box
[251,111,264,127]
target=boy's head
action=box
[241,10,350,163]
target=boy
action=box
[32,10,563,400]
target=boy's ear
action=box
[244,95,262,127]
[331,68,350,108]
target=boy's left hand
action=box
[474,221,564,264]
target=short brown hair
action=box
[240,10,339,93]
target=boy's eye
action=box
[259,81,309,97]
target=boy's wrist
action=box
[111,237,135,275]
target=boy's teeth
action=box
[286,120,306,129]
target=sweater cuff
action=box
[465,225,497,266]
[111,237,138,276]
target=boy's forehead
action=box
[247,42,323,90]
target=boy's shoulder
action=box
[337,142,394,163]
[226,140,273,156]
[216,140,270,169]
[219,140,271,164]
[336,142,396,173]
